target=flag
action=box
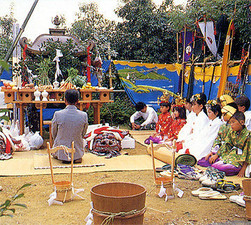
[181,31,193,62]
[217,19,235,97]
[198,21,220,59]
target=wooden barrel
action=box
[91,182,146,225]
[243,179,251,220]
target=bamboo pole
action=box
[176,32,179,63]
[181,26,187,98]
[108,43,113,89]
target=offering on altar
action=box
[1,81,16,89]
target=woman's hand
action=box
[205,152,213,161]
[209,154,218,164]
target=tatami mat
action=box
[0,150,165,176]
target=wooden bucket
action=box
[155,176,173,196]
[243,179,251,220]
[91,182,146,225]
[54,181,73,203]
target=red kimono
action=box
[155,112,173,137]
[167,118,186,140]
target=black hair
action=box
[232,111,245,123]
[65,89,79,104]
[194,93,207,114]
[235,96,250,111]
[173,106,186,119]
[186,98,192,104]
[209,104,222,118]
[227,102,238,110]
[135,102,146,111]
[160,102,171,109]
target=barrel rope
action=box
[92,207,146,225]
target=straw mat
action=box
[0,149,165,176]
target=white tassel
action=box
[85,202,94,225]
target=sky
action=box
[0,0,186,42]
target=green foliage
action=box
[70,3,117,60]
[86,94,135,126]
[101,96,135,126]
[0,109,10,122]
[113,0,176,63]
[165,0,251,59]
[24,39,83,83]
[0,60,10,71]
[36,58,52,86]
[118,69,170,80]
[65,67,86,87]
[0,7,16,60]
[0,183,31,217]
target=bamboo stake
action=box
[150,141,157,181]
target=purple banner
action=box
[181,31,193,62]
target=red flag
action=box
[23,44,28,60]
[230,22,235,36]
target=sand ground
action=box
[0,142,249,225]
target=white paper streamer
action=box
[48,184,85,206]
[85,202,94,225]
[53,49,63,81]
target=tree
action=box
[165,0,251,60]
[113,0,177,63]
[0,5,16,60]
[70,3,117,60]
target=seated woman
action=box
[189,100,223,161]
[210,111,250,177]
[198,103,238,167]
[176,93,209,159]
[166,105,186,142]
[186,100,223,159]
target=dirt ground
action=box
[0,142,249,225]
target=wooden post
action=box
[40,103,43,136]
[92,102,102,124]
[19,103,24,135]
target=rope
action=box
[92,207,146,225]
[58,145,72,161]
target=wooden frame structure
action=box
[2,88,113,136]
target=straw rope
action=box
[92,207,146,225]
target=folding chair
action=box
[47,141,75,202]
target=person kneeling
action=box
[130,102,158,130]
[206,111,250,177]
[52,89,88,164]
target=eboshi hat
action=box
[221,104,237,121]
[219,95,234,107]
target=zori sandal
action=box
[156,164,171,172]
[199,191,227,200]
[191,187,214,197]
[216,180,241,193]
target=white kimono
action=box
[177,111,196,142]
[179,111,209,157]
[244,111,251,131]
[189,117,223,160]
